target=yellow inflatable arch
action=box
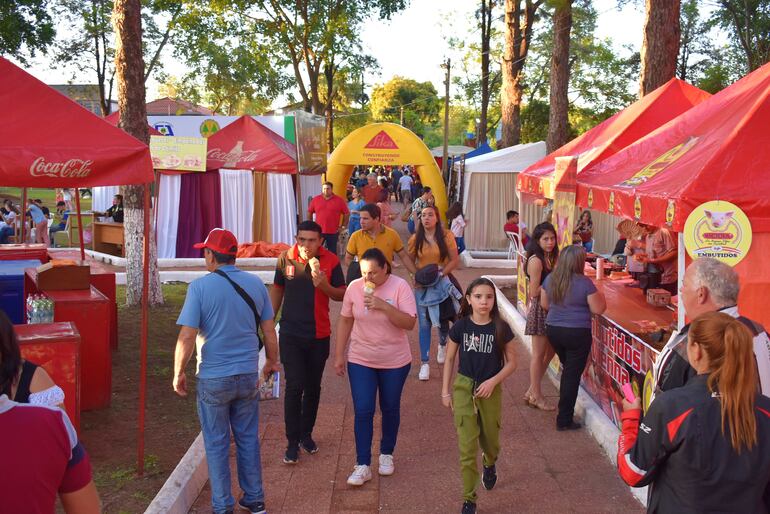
[327,122,448,221]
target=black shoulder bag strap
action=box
[213,269,264,350]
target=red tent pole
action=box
[74,188,85,261]
[137,184,151,475]
[21,188,27,243]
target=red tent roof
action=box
[205,115,297,173]
[0,57,153,187]
[518,78,711,196]
[104,111,163,136]
[576,62,770,232]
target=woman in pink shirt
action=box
[377,188,396,228]
[334,248,417,487]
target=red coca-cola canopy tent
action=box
[575,61,770,232]
[518,78,711,196]
[0,57,154,188]
[205,115,297,173]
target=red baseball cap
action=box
[193,228,238,255]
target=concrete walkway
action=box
[189,262,642,513]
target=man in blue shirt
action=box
[173,228,279,514]
[27,199,49,245]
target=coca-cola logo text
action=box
[29,157,94,178]
[207,148,262,164]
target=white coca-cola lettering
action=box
[207,147,262,164]
[29,157,94,178]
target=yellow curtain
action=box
[252,172,271,243]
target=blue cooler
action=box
[0,259,41,323]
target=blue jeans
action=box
[418,305,449,363]
[455,236,465,254]
[348,362,410,465]
[348,217,361,234]
[0,226,13,244]
[197,373,264,513]
[407,217,416,234]
[582,240,593,252]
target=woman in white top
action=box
[446,202,467,254]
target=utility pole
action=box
[441,57,451,184]
[400,105,405,126]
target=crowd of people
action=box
[5,174,770,514]
[0,191,124,246]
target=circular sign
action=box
[683,200,752,266]
[199,119,220,138]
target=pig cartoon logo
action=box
[704,210,734,231]
[684,201,752,266]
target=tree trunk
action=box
[546,0,572,153]
[324,64,335,152]
[639,0,681,97]
[500,0,543,148]
[479,0,493,145]
[113,0,163,307]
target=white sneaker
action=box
[379,454,395,476]
[437,345,446,364]
[347,464,372,486]
[418,363,430,381]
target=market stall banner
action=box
[551,157,578,250]
[581,314,659,430]
[150,136,207,172]
[518,78,710,199]
[293,110,327,174]
[147,115,284,139]
[575,61,770,232]
[0,57,153,188]
[683,200,752,266]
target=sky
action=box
[16,0,646,109]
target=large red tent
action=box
[575,62,770,328]
[205,115,297,172]
[518,78,711,196]
[0,57,153,187]
[0,56,155,473]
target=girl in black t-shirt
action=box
[441,278,517,514]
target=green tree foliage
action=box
[711,0,770,72]
[369,76,441,137]
[0,0,55,62]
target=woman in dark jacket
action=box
[618,312,770,513]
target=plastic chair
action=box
[505,231,521,262]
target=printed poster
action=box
[150,135,207,171]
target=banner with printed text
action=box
[150,135,207,171]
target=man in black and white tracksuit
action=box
[653,257,770,399]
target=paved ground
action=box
[189,254,643,512]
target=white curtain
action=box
[219,169,254,243]
[92,186,120,213]
[156,173,181,259]
[299,174,321,220]
[465,172,519,251]
[267,173,296,245]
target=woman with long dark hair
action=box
[523,222,559,410]
[408,205,460,380]
[618,312,770,512]
[575,210,593,252]
[334,248,417,486]
[0,310,64,407]
[540,245,606,430]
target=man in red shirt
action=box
[308,182,350,254]
[0,395,100,513]
[361,173,384,204]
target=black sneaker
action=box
[300,436,319,454]
[556,421,583,431]
[283,444,299,464]
[461,500,477,514]
[482,462,497,490]
[238,499,266,514]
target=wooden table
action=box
[92,222,124,257]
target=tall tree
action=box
[479,0,495,144]
[0,0,55,62]
[113,0,162,307]
[370,76,441,137]
[677,0,711,82]
[500,0,545,148]
[546,0,572,152]
[712,0,770,72]
[639,0,681,97]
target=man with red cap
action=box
[173,228,279,514]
